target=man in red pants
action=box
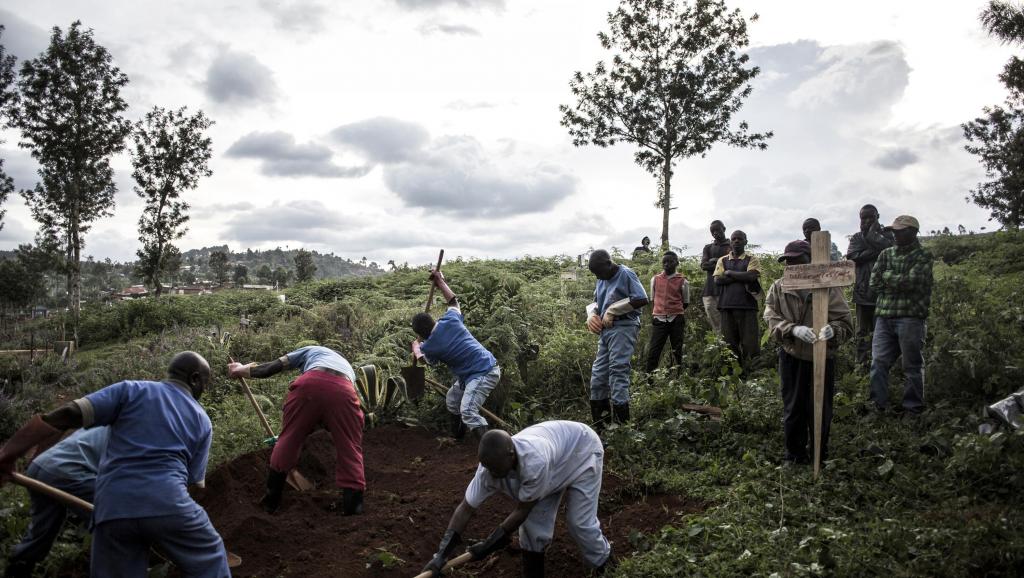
[228,345,365,515]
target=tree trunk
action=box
[70,223,81,345]
[660,159,673,251]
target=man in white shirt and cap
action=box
[420,420,612,577]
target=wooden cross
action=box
[782,231,855,479]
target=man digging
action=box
[0,352,230,577]
[412,270,500,443]
[3,427,110,578]
[228,344,365,515]
[421,421,613,578]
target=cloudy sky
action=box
[0,1,1015,264]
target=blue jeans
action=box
[8,462,94,568]
[869,317,926,413]
[91,508,230,578]
[446,365,501,429]
[590,323,639,405]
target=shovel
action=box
[412,552,472,578]
[10,472,243,569]
[231,357,314,492]
[403,249,445,402]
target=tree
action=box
[131,106,214,296]
[294,249,316,282]
[256,264,273,284]
[272,266,291,288]
[209,250,230,284]
[560,0,771,248]
[0,26,18,232]
[233,264,249,285]
[963,1,1024,228]
[16,21,131,335]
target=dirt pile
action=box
[197,425,701,577]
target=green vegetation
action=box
[2,232,1024,576]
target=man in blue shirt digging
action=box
[0,351,229,578]
[412,270,500,444]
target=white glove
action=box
[792,326,817,344]
[818,325,835,341]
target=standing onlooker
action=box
[631,236,653,259]
[585,250,649,429]
[869,215,933,415]
[845,204,894,369]
[764,240,853,464]
[700,220,731,334]
[646,251,689,375]
[802,218,843,261]
[713,230,762,366]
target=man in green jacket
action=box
[868,215,934,415]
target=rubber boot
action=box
[342,488,364,515]
[590,399,611,433]
[4,560,35,578]
[260,469,287,514]
[593,548,615,576]
[521,550,545,578]
[449,413,467,440]
[612,403,630,425]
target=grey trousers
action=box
[703,296,722,334]
[517,453,611,568]
[8,462,93,568]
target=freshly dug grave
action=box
[197,425,701,577]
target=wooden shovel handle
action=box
[12,472,93,512]
[425,250,445,312]
[423,377,512,431]
[412,552,473,578]
[231,357,276,438]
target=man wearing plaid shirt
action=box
[868,215,933,415]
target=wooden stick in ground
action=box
[424,250,445,312]
[424,377,512,431]
[412,552,473,578]
[810,231,829,480]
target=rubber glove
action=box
[818,325,835,341]
[423,528,461,576]
[791,326,817,344]
[468,526,511,560]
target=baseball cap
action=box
[778,240,811,262]
[890,215,920,230]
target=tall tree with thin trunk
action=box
[0,26,19,231]
[560,0,771,249]
[209,250,230,284]
[963,1,1024,228]
[294,249,317,282]
[16,21,131,337]
[131,107,214,296]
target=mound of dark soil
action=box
[197,425,701,577]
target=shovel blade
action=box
[287,469,314,491]
[400,365,425,400]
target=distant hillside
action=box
[180,246,383,280]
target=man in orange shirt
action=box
[646,251,690,374]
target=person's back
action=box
[81,380,211,524]
[284,345,355,380]
[32,426,109,481]
[420,308,496,384]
